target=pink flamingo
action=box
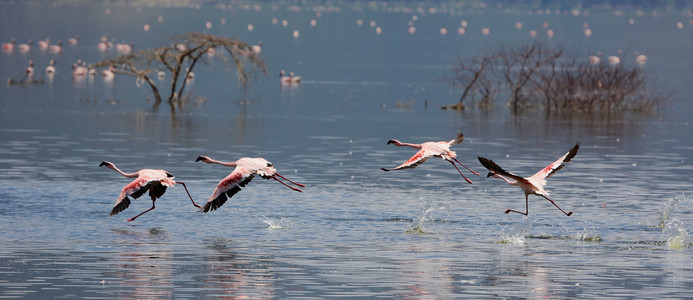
[279,70,292,85]
[38,38,50,50]
[477,142,580,216]
[196,156,305,213]
[18,39,32,52]
[99,161,201,222]
[72,60,87,78]
[45,59,56,74]
[3,38,16,52]
[49,40,63,53]
[25,60,35,75]
[381,132,479,184]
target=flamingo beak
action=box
[386,139,396,145]
[195,156,205,162]
[486,172,495,178]
[99,161,110,167]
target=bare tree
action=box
[91,32,266,111]
[447,40,666,114]
[446,53,498,109]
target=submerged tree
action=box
[91,32,266,111]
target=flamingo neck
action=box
[207,158,238,168]
[492,173,517,185]
[391,140,421,149]
[109,165,138,178]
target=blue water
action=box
[1,2,692,298]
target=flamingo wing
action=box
[383,149,433,171]
[530,142,580,182]
[109,170,175,217]
[201,167,254,213]
[110,176,158,217]
[478,157,530,184]
[448,132,465,146]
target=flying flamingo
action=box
[195,156,305,213]
[381,132,479,184]
[99,161,201,222]
[477,142,580,216]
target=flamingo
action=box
[18,39,32,52]
[45,59,56,74]
[289,72,301,84]
[251,41,262,54]
[49,40,63,53]
[195,156,305,213]
[477,142,580,216]
[102,65,115,80]
[97,36,111,51]
[38,38,50,50]
[608,56,621,65]
[115,42,133,54]
[381,132,480,184]
[25,60,35,75]
[279,70,291,85]
[99,161,201,222]
[67,34,80,46]
[3,38,16,52]
[72,60,87,77]
[635,52,647,65]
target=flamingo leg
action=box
[127,200,156,222]
[451,157,480,176]
[541,195,573,216]
[505,194,529,215]
[447,160,473,184]
[272,176,303,192]
[274,172,306,187]
[177,181,202,209]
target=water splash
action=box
[658,193,685,229]
[498,217,533,245]
[258,215,293,229]
[663,219,689,250]
[406,198,450,234]
[658,193,689,250]
[573,229,603,242]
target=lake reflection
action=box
[1,1,693,298]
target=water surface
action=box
[1,2,692,298]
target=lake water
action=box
[1,2,692,298]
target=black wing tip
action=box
[109,196,131,217]
[477,156,492,166]
[564,141,581,162]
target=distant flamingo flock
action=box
[100,133,581,222]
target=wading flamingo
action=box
[2,38,16,52]
[381,132,479,184]
[25,60,35,76]
[196,156,305,213]
[45,59,56,74]
[100,161,201,222]
[279,70,292,85]
[477,142,580,216]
